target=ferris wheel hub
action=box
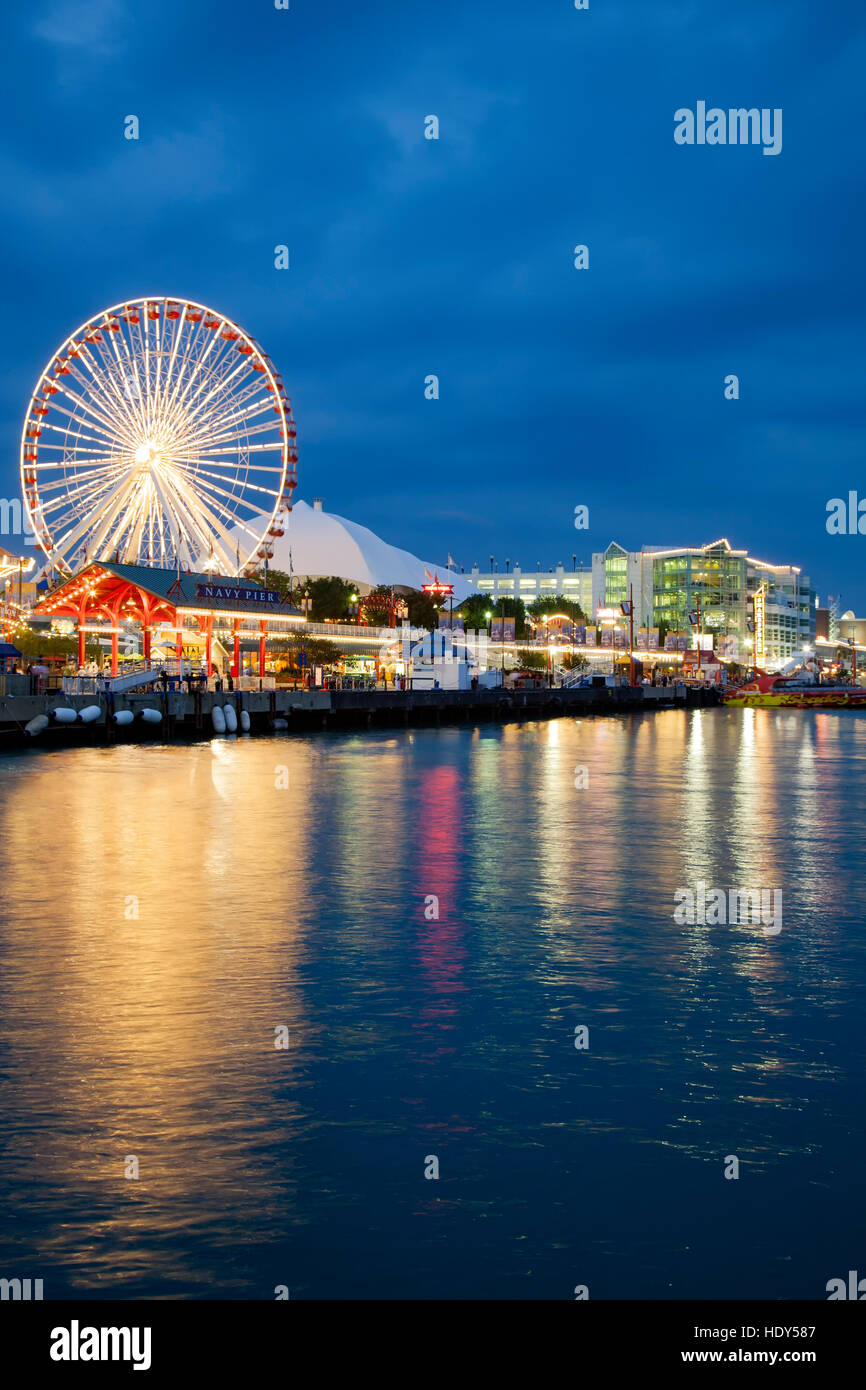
[134,441,161,468]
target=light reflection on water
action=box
[0,709,864,1299]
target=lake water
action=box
[0,708,864,1300]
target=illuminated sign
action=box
[753,583,767,662]
[422,581,454,596]
[195,583,281,605]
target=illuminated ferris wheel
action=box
[20,296,297,577]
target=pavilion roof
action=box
[35,562,304,619]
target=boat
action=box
[723,655,866,708]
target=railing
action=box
[62,659,205,696]
[299,620,425,640]
[232,676,276,691]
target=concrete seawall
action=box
[0,683,718,750]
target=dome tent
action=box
[239,499,474,600]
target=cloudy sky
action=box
[2,0,864,603]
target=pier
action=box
[0,681,719,749]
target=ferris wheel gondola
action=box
[20,296,298,577]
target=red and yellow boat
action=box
[723,668,866,709]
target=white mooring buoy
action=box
[79,705,102,724]
[51,707,78,724]
[223,703,238,733]
[112,709,134,726]
[139,708,163,724]
[211,705,226,734]
[24,714,49,737]
[240,709,251,732]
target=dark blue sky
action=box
[2,1,864,604]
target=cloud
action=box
[32,0,125,56]
[0,120,236,228]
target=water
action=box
[0,708,864,1300]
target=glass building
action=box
[592,539,815,665]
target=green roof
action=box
[49,562,304,617]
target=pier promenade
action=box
[0,681,719,748]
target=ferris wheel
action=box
[20,296,297,577]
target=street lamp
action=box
[300,589,312,687]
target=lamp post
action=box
[300,589,312,687]
[500,594,507,683]
[620,586,635,687]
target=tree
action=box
[515,650,548,672]
[252,571,355,620]
[562,652,590,672]
[526,593,586,623]
[10,627,101,662]
[307,576,355,620]
[404,588,442,631]
[456,593,528,637]
[271,633,339,674]
[259,567,292,599]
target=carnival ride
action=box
[20,297,297,578]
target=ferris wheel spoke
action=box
[174,465,279,515]
[156,468,235,567]
[184,416,286,450]
[101,330,149,437]
[169,320,225,419]
[80,335,145,433]
[146,466,205,568]
[178,351,257,423]
[44,468,143,568]
[165,458,259,542]
[65,357,139,442]
[38,466,129,508]
[81,338,148,444]
[157,312,187,426]
[175,386,277,447]
[50,382,140,450]
[35,396,133,451]
[39,418,127,455]
[195,443,285,457]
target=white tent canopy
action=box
[235,500,474,599]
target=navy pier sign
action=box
[195,583,282,605]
